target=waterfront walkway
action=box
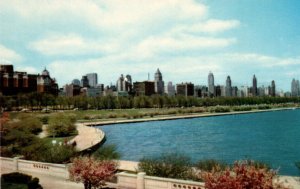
[69,123,105,151]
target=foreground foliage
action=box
[202,160,289,189]
[93,144,121,160]
[1,172,42,189]
[0,113,77,163]
[138,153,198,180]
[196,159,227,172]
[47,113,77,137]
[69,156,117,189]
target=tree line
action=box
[1,92,300,111]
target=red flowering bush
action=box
[202,160,290,189]
[69,156,117,189]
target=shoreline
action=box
[84,106,299,126]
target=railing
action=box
[0,157,69,179]
[117,172,205,189]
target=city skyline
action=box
[1,1,300,91]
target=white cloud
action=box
[29,34,119,56]
[0,44,22,63]
[133,35,236,59]
[0,0,207,31]
[222,53,300,67]
[15,66,38,74]
[172,19,240,34]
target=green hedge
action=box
[1,172,42,189]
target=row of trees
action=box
[1,92,300,111]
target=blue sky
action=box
[1,0,300,92]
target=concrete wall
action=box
[0,157,69,179]
[1,157,205,189]
[117,172,205,189]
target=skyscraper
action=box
[225,76,232,97]
[208,72,215,97]
[270,80,276,97]
[165,82,175,96]
[154,68,164,95]
[252,75,257,96]
[86,73,98,88]
[176,82,194,96]
[116,74,132,92]
[291,78,300,97]
[81,76,89,87]
[116,74,125,91]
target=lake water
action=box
[97,109,300,176]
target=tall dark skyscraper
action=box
[252,75,257,96]
[291,78,300,97]
[208,72,215,97]
[154,68,164,95]
[225,76,232,97]
[270,80,276,97]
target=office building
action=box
[133,81,155,96]
[86,73,98,88]
[225,76,232,97]
[291,78,300,97]
[165,82,175,96]
[36,68,59,95]
[270,80,276,97]
[116,74,132,92]
[81,76,89,88]
[252,75,257,96]
[0,65,58,96]
[208,72,215,97]
[154,68,164,95]
[176,82,194,96]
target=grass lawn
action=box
[41,135,76,144]
[9,104,299,123]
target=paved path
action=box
[69,123,105,151]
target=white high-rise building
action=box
[208,72,215,97]
[165,82,175,96]
[116,74,132,92]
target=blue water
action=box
[97,109,300,176]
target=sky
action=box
[1,0,300,92]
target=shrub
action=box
[83,115,92,120]
[2,172,32,184]
[138,153,194,180]
[47,113,77,137]
[22,140,77,163]
[28,177,42,189]
[39,116,49,124]
[22,117,43,135]
[210,106,231,113]
[107,113,117,118]
[69,157,117,189]
[202,160,289,189]
[1,172,42,189]
[196,159,227,172]
[232,106,253,111]
[93,144,121,160]
[257,105,271,110]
